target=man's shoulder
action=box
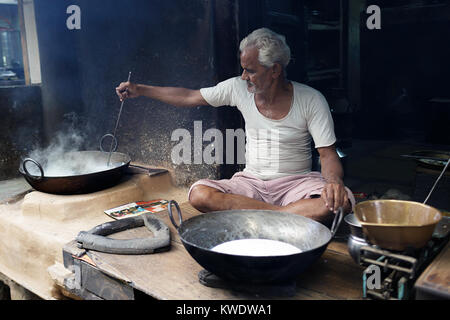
[221,76,250,98]
[216,76,244,86]
[200,76,249,108]
[226,76,247,88]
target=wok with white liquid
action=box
[168,200,343,284]
[19,150,131,195]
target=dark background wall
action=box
[31,0,243,186]
[22,0,307,186]
[355,1,450,142]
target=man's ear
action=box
[271,63,283,79]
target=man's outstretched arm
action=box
[115,82,210,107]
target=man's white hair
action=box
[239,28,291,69]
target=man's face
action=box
[240,47,274,94]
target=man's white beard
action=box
[246,81,255,92]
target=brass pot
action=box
[354,200,442,251]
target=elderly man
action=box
[116,28,355,224]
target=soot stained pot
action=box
[168,200,343,284]
[19,151,131,195]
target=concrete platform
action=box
[0,172,188,299]
[0,177,31,204]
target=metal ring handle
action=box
[100,133,118,152]
[167,200,183,229]
[330,207,344,238]
[22,158,44,180]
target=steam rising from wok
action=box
[24,127,122,177]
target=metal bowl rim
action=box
[178,209,332,257]
[355,199,442,227]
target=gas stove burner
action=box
[198,270,297,297]
[359,233,449,300]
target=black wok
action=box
[168,200,343,284]
[19,150,131,195]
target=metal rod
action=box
[107,71,132,166]
[360,246,417,264]
[361,258,414,275]
[423,157,450,204]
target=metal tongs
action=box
[101,71,132,166]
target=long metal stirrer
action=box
[107,71,132,166]
[423,157,450,204]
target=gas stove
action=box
[358,221,449,300]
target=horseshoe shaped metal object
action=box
[75,214,171,255]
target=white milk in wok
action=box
[211,239,302,256]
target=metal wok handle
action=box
[330,207,344,238]
[167,200,183,229]
[22,158,44,181]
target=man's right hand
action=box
[115,82,139,101]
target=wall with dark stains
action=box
[31,0,242,187]
[0,86,43,179]
[33,0,84,140]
